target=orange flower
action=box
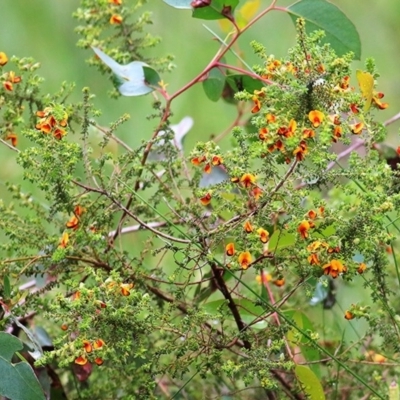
[302,128,315,139]
[200,192,212,206]
[308,110,324,128]
[58,232,69,249]
[243,220,253,233]
[72,291,81,301]
[8,71,21,84]
[307,241,327,252]
[256,272,272,284]
[307,253,320,265]
[240,173,256,188]
[257,227,269,243]
[357,263,367,274]
[293,141,307,161]
[372,93,388,110]
[277,126,288,137]
[258,127,269,141]
[93,339,105,349]
[308,210,317,219]
[251,187,263,200]
[251,96,261,113]
[110,14,123,24]
[322,259,347,278]
[351,122,364,135]
[3,81,12,91]
[75,356,88,365]
[204,163,211,174]
[120,283,134,296]
[225,243,235,256]
[230,177,240,183]
[212,155,223,165]
[83,340,93,353]
[238,251,252,269]
[0,52,8,66]
[74,205,85,217]
[297,220,314,239]
[275,139,284,151]
[109,0,122,4]
[61,324,68,331]
[95,300,107,309]
[94,357,104,366]
[191,155,206,166]
[344,311,355,320]
[340,76,350,90]
[273,278,285,287]
[287,119,297,137]
[350,103,359,114]
[332,126,342,142]
[266,113,276,123]
[53,128,66,140]
[5,133,17,147]
[66,215,79,230]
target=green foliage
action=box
[0,333,45,400]
[0,1,399,399]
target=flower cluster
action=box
[36,107,68,140]
[75,338,106,366]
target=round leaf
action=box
[203,67,225,101]
[288,0,361,60]
[193,0,239,20]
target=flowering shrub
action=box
[0,1,399,399]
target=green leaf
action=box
[0,333,45,400]
[143,66,162,89]
[294,365,325,400]
[203,67,225,102]
[226,74,264,94]
[92,47,154,96]
[268,230,296,253]
[193,0,239,20]
[285,311,321,377]
[0,332,23,361]
[163,0,192,9]
[3,275,11,299]
[288,0,361,60]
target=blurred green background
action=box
[1,0,399,345]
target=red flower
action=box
[200,192,212,206]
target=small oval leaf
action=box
[203,67,225,101]
[288,0,361,59]
[193,0,239,20]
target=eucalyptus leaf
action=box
[288,0,361,59]
[92,47,155,96]
[0,333,45,400]
[163,0,192,8]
